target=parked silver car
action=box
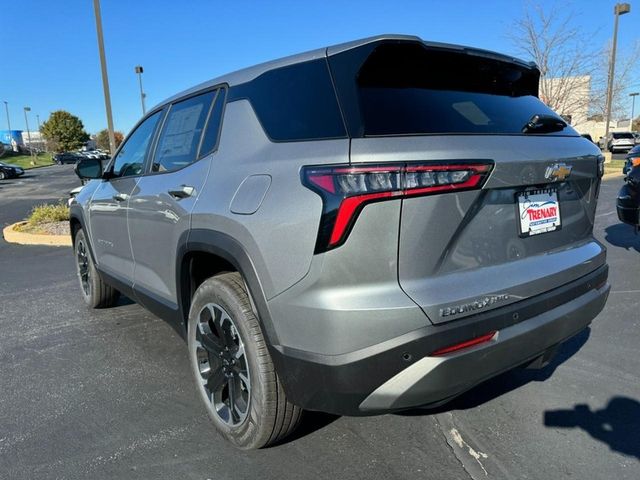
[71,34,610,449]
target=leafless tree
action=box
[509,2,639,126]
[590,40,640,120]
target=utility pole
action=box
[3,101,10,148]
[23,106,34,164]
[604,3,631,141]
[134,65,146,115]
[36,114,43,152]
[92,0,116,155]
[3,101,10,131]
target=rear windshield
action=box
[332,42,576,137]
[613,132,634,139]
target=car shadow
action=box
[544,396,640,460]
[114,295,135,307]
[604,224,640,253]
[398,327,591,415]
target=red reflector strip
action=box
[430,331,497,356]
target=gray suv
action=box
[72,35,610,449]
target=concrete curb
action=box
[24,163,56,170]
[2,222,72,247]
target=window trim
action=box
[142,84,228,178]
[196,87,227,160]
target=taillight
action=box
[302,161,493,253]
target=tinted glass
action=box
[111,111,162,177]
[359,89,568,136]
[152,92,214,173]
[199,88,226,157]
[331,42,575,137]
[613,133,634,139]
[228,59,346,141]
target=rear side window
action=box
[228,59,346,141]
[152,91,214,173]
[330,42,576,137]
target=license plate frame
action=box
[516,187,562,238]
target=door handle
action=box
[168,185,195,199]
[113,193,129,202]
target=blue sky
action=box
[1,0,638,135]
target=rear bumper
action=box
[271,265,609,415]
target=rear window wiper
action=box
[521,114,567,134]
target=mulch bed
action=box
[15,221,70,236]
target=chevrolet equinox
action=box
[71,35,610,449]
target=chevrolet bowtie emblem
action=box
[545,163,572,182]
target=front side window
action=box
[151,92,214,173]
[111,111,163,178]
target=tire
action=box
[0,171,5,180]
[187,272,301,449]
[74,228,120,308]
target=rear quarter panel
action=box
[190,100,349,299]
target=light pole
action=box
[92,0,116,155]
[3,101,10,131]
[3,101,10,147]
[4,100,16,152]
[604,2,631,141]
[631,92,639,129]
[23,106,34,163]
[134,65,146,115]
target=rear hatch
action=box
[612,133,635,149]
[329,39,605,324]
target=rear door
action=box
[88,110,164,284]
[128,88,225,308]
[330,40,606,324]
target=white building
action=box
[539,75,590,127]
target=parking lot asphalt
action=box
[0,165,638,480]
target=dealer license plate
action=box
[517,188,561,237]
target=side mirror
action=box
[75,158,103,180]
